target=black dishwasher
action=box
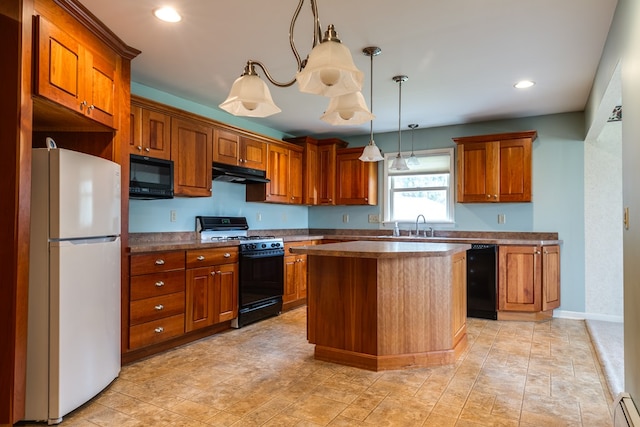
[467,244,497,320]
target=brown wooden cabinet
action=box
[130,103,171,159]
[129,251,185,350]
[285,137,348,205]
[35,15,118,129]
[283,241,316,310]
[214,128,267,171]
[335,147,378,205]
[185,247,239,332]
[246,142,303,204]
[171,117,213,197]
[453,131,536,203]
[498,244,560,320]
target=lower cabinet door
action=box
[185,266,215,332]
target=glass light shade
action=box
[358,142,383,162]
[219,74,281,117]
[321,92,374,125]
[406,153,420,166]
[296,40,363,98]
[389,154,409,171]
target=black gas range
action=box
[196,216,284,328]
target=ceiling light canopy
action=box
[514,80,535,89]
[153,6,182,23]
[219,0,369,123]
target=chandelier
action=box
[219,0,371,125]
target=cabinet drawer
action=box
[131,251,184,275]
[129,314,184,349]
[130,292,185,326]
[130,270,185,300]
[186,247,238,268]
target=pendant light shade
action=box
[407,124,420,166]
[359,46,383,162]
[389,75,409,171]
[219,62,281,117]
[321,91,373,125]
[296,26,364,98]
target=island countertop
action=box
[289,240,471,258]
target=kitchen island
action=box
[290,240,471,371]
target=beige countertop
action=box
[289,240,471,258]
[127,231,561,254]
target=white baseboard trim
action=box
[553,310,623,323]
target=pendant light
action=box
[389,75,409,171]
[407,124,419,166]
[358,47,384,162]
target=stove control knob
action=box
[260,243,267,249]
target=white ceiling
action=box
[79,0,618,138]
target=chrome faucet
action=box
[415,214,426,237]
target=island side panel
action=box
[307,255,378,355]
[452,251,467,349]
[377,256,454,356]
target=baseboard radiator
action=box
[614,393,640,427]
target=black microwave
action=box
[129,154,174,199]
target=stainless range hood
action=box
[212,162,270,184]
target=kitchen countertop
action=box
[289,240,471,258]
[127,231,561,254]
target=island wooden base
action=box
[315,334,468,371]
[299,241,470,372]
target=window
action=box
[383,148,455,224]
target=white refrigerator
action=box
[25,148,121,424]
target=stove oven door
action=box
[238,251,284,308]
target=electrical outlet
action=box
[282,213,287,222]
[170,210,177,222]
[256,212,262,221]
[368,214,379,223]
[343,214,349,223]
[498,213,506,224]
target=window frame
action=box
[382,147,455,226]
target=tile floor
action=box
[21,308,614,426]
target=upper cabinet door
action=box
[454,131,536,203]
[335,148,378,205]
[130,104,172,159]
[35,15,117,129]
[213,128,240,166]
[240,137,267,171]
[170,117,213,197]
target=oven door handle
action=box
[241,251,284,259]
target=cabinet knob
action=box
[155,259,165,265]
[80,100,87,111]
[211,271,216,276]
[145,147,150,152]
[154,327,164,333]
[197,255,205,261]
[224,253,230,258]
[487,194,491,199]
[494,194,498,199]
[137,146,142,151]
[87,104,95,113]
[155,281,165,287]
[154,304,164,311]
[216,270,222,274]
[535,250,541,255]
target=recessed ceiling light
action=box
[153,6,182,23]
[514,80,535,89]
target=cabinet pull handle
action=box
[155,280,165,287]
[154,327,164,333]
[197,255,205,261]
[224,253,230,258]
[154,304,164,311]
[155,259,165,265]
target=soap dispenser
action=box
[393,222,400,237]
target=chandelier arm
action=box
[287,0,305,73]
[249,60,297,88]
[309,0,322,47]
